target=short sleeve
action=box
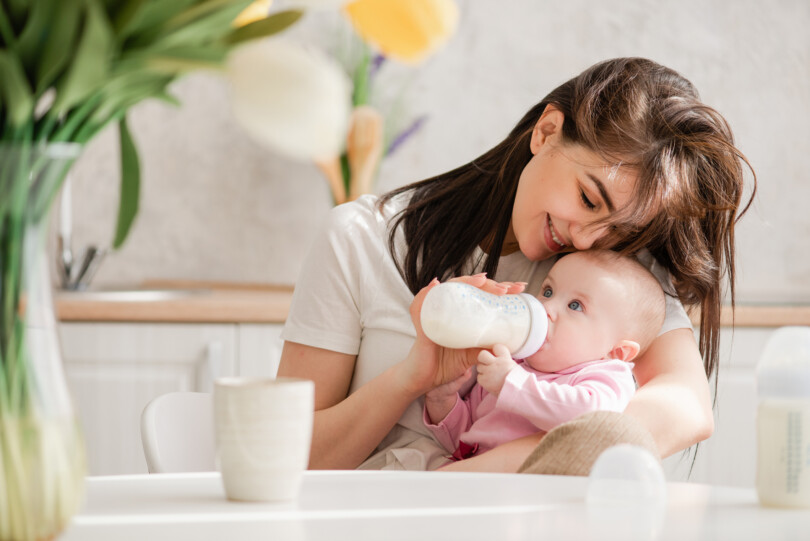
[280,203,366,355]
[635,249,693,335]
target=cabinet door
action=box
[237,323,285,378]
[59,322,237,475]
[663,328,771,487]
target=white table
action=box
[61,471,809,541]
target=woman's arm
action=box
[277,341,423,470]
[279,275,520,470]
[439,433,544,472]
[623,327,714,457]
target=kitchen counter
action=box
[55,280,810,327]
[55,281,294,323]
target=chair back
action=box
[141,391,216,473]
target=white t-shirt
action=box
[281,194,692,470]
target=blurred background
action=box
[65,0,809,303]
[53,0,810,484]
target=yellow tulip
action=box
[233,0,273,27]
[343,0,459,64]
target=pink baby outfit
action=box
[423,359,635,458]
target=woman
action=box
[278,57,756,471]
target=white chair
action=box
[140,391,216,473]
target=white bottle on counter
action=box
[420,282,548,359]
[756,326,810,508]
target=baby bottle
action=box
[756,326,810,508]
[420,282,548,359]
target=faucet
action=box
[57,175,106,290]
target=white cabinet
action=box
[60,319,774,485]
[663,327,772,487]
[59,321,284,475]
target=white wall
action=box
[68,0,809,302]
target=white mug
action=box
[213,377,314,502]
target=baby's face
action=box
[523,253,633,372]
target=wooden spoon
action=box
[347,105,383,200]
[315,156,346,205]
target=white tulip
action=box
[227,38,352,161]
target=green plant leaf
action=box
[119,44,229,74]
[161,0,251,34]
[0,3,16,48]
[113,116,140,249]
[35,0,83,94]
[145,5,249,51]
[114,0,197,43]
[129,0,249,49]
[151,90,181,108]
[3,0,27,30]
[0,50,34,128]
[223,9,303,45]
[52,0,115,114]
[16,0,54,70]
[87,70,174,126]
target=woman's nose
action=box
[570,222,608,251]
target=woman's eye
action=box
[568,300,583,311]
[580,189,596,210]
[542,287,552,298]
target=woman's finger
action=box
[410,277,441,333]
[448,274,515,296]
[501,281,528,294]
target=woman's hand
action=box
[396,273,526,396]
[425,368,471,424]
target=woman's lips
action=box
[545,215,566,252]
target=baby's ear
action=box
[608,340,640,362]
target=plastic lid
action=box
[757,326,810,398]
[512,293,548,359]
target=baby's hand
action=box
[476,344,517,396]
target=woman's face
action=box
[507,107,638,261]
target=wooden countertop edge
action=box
[692,306,810,327]
[56,290,292,324]
[56,283,810,326]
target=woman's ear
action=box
[530,104,565,154]
[607,340,641,362]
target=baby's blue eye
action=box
[542,287,552,298]
[568,300,582,312]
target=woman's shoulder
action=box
[634,249,692,333]
[635,249,673,292]
[327,193,407,231]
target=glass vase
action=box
[0,143,86,541]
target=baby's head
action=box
[524,249,666,372]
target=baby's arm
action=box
[497,361,636,432]
[423,369,476,453]
[476,344,518,395]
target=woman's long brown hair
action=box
[380,57,756,386]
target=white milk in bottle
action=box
[420,282,548,359]
[756,326,810,508]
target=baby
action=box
[423,249,666,461]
